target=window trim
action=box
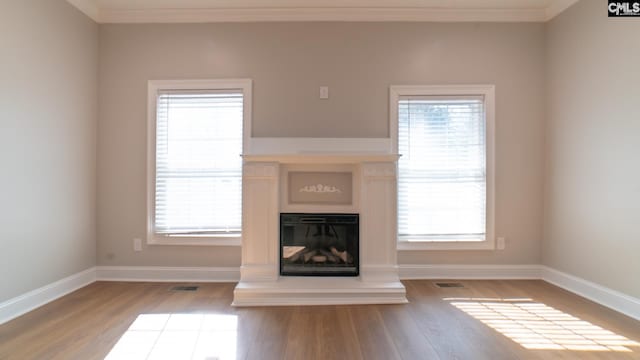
[146,79,251,246]
[390,84,495,251]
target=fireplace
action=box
[280,213,359,276]
[233,153,407,306]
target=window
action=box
[147,79,251,245]
[390,85,494,250]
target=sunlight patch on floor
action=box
[105,313,238,360]
[447,298,640,352]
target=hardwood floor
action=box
[0,280,638,359]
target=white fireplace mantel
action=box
[242,153,400,164]
[232,152,407,306]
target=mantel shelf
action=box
[242,153,400,164]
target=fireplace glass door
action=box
[280,213,359,276]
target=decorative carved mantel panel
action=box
[288,171,352,205]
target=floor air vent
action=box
[170,285,199,292]
[435,282,464,288]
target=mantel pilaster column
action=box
[240,162,280,282]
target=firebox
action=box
[280,213,359,276]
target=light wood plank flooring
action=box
[0,280,638,359]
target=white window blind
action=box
[154,90,243,235]
[398,95,486,241]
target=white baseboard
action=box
[0,267,96,325]
[540,266,640,322]
[99,265,541,283]
[399,264,542,280]
[399,264,640,321]
[95,266,240,283]
[2,264,638,325]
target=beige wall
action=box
[544,0,640,298]
[98,22,545,267]
[0,0,98,302]
[4,0,637,309]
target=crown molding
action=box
[98,7,550,24]
[544,0,580,21]
[67,1,579,24]
[65,0,100,22]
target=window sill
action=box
[147,235,241,247]
[398,239,495,251]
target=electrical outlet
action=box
[133,238,142,252]
[497,237,506,250]
[319,86,329,99]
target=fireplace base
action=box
[232,276,407,306]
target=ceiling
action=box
[66,0,579,23]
